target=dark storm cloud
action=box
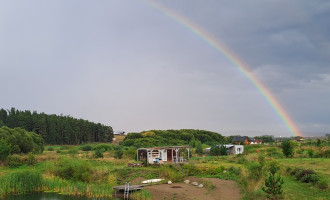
[0,0,329,136]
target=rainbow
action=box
[144,0,302,137]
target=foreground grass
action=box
[282,176,329,200]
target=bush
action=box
[54,159,93,182]
[246,162,264,180]
[11,145,21,154]
[7,155,24,168]
[60,146,67,150]
[27,152,36,165]
[123,147,137,159]
[195,141,204,156]
[300,174,319,184]
[56,150,61,154]
[114,146,123,159]
[282,140,295,158]
[94,148,104,158]
[80,145,92,151]
[295,169,316,181]
[318,179,328,190]
[47,147,54,151]
[227,166,241,176]
[160,165,186,182]
[0,139,11,161]
[93,144,113,151]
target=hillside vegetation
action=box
[121,129,226,148]
[0,108,113,145]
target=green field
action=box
[0,143,329,200]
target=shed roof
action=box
[138,146,191,150]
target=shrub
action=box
[47,147,54,151]
[300,174,319,184]
[318,179,328,190]
[56,150,61,154]
[195,141,204,156]
[94,148,104,158]
[11,145,21,154]
[295,169,316,181]
[68,149,78,157]
[236,157,248,164]
[228,166,241,176]
[246,162,264,180]
[54,159,93,182]
[93,144,113,151]
[60,146,67,150]
[7,155,24,168]
[282,140,295,158]
[80,145,92,151]
[160,165,186,182]
[114,146,123,159]
[0,139,11,161]
[123,147,137,159]
[27,152,36,165]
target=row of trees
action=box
[122,129,226,148]
[0,108,113,145]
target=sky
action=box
[1,0,329,137]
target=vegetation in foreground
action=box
[0,121,329,199]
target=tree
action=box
[195,141,204,156]
[282,140,295,158]
[0,139,11,161]
[210,145,221,156]
[262,162,284,199]
[114,146,123,159]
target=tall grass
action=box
[42,176,113,198]
[0,170,43,196]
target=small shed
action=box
[137,146,191,164]
[225,145,244,155]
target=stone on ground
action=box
[197,184,203,188]
[191,182,198,186]
[184,180,190,184]
[168,181,172,185]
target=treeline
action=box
[0,126,44,155]
[0,108,113,145]
[121,129,225,148]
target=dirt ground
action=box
[133,177,241,200]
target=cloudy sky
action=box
[1,0,329,137]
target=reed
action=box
[42,176,113,198]
[0,169,43,196]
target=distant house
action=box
[114,131,126,135]
[251,139,262,144]
[205,144,244,155]
[137,146,191,164]
[232,136,252,145]
[293,136,305,142]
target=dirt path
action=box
[142,177,241,200]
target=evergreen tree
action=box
[262,162,284,199]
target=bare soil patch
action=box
[143,177,241,200]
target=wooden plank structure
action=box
[137,146,191,165]
[113,183,144,199]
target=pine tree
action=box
[262,163,284,199]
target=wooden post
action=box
[171,149,174,163]
[187,148,190,160]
